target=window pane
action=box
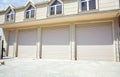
[81,2,87,11]
[31,10,35,18]
[26,11,29,18]
[11,14,14,20]
[6,9,14,21]
[8,9,13,14]
[26,5,35,18]
[89,0,96,10]
[6,15,9,21]
[50,6,55,15]
[56,5,62,14]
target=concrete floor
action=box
[0,58,120,77]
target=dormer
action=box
[5,5,15,23]
[25,0,36,19]
[80,0,97,11]
[49,0,63,16]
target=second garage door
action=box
[18,29,37,58]
[8,31,15,57]
[42,26,70,60]
[76,22,114,61]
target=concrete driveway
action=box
[0,58,120,77]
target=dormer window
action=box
[50,0,62,16]
[25,5,35,19]
[80,0,96,11]
[6,9,14,22]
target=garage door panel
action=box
[76,22,113,45]
[18,29,37,58]
[18,30,37,45]
[42,26,69,45]
[8,31,15,57]
[76,22,114,61]
[42,26,70,59]
[77,45,114,61]
[18,46,36,58]
[42,46,69,59]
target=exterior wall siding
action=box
[2,29,9,56]
[0,14,5,24]
[36,5,47,20]
[15,10,24,22]
[0,0,120,24]
[113,17,120,62]
[64,0,78,15]
[1,20,119,61]
[0,0,119,61]
[99,0,119,11]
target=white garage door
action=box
[18,29,37,58]
[42,26,70,60]
[8,31,15,57]
[76,22,114,61]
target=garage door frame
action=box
[7,20,118,61]
[41,25,70,60]
[17,28,37,58]
[74,20,116,61]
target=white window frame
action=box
[80,0,98,11]
[6,10,14,22]
[49,0,63,16]
[50,4,62,15]
[25,9,35,19]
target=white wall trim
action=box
[14,29,18,57]
[112,20,116,62]
[70,24,76,60]
[113,17,120,62]
[37,27,42,58]
[75,19,113,25]
[6,30,10,56]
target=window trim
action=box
[48,0,63,17]
[25,9,35,19]
[24,5,36,20]
[79,0,98,12]
[5,9,15,23]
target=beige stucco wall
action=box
[0,14,5,24]
[99,0,119,11]
[15,10,24,22]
